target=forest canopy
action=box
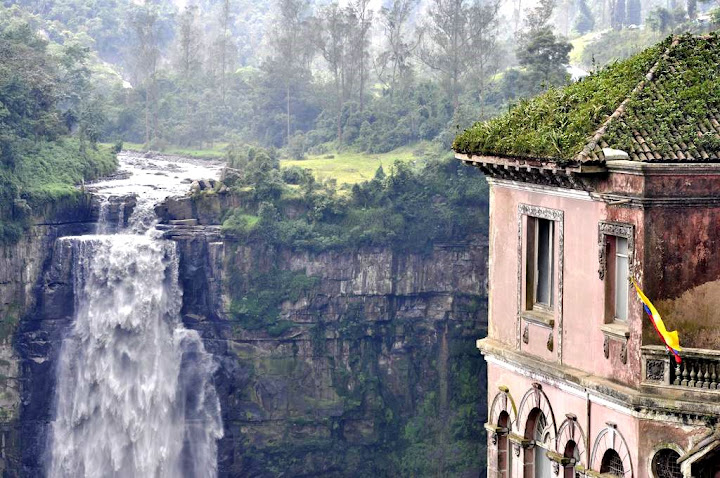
[0,8,117,243]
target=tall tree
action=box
[177,6,202,80]
[418,0,500,112]
[173,4,204,143]
[130,2,160,145]
[574,0,595,33]
[265,0,315,144]
[216,0,234,105]
[516,0,572,91]
[318,3,348,144]
[376,0,419,93]
[610,0,627,29]
[347,0,372,112]
[626,0,641,24]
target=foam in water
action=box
[48,152,223,477]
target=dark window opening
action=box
[526,217,554,310]
[652,449,681,478]
[600,449,625,476]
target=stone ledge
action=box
[522,311,555,329]
[477,337,720,420]
[600,322,630,340]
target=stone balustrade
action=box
[642,345,720,390]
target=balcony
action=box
[642,345,720,390]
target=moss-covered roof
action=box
[453,33,720,164]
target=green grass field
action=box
[114,140,440,187]
[281,143,435,186]
[120,142,228,159]
[570,32,594,66]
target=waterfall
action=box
[48,152,223,478]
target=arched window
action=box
[600,449,625,476]
[498,411,510,477]
[563,440,580,478]
[652,449,681,478]
[525,409,553,478]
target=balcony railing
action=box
[642,345,720,390]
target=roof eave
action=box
[454,152,607,175]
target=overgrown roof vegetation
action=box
[453,33,720,163]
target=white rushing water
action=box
[49,152,224,478]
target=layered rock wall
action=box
[6,193,489,477]
[168,225,489,477]
[0,195,96,474]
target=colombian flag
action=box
[632,279,682,363]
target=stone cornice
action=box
[462,154,720,208]
[597,193,720,208]
[606,160,720,176]
[455,153,606,175]
[456,153,604,192]
[478,337,720,423]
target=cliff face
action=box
[6,193,488,477]
[0,196,99,474]
[1,195,138,475]
[168,222,489,477]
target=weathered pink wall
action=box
[487,362,640,473]
[483,164,720,477]
[488,183,645,386]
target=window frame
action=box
[529,217,555,310]
[605,235,630,322]
[651,448,682,478]
[517,204,564,356]
[525,216,557,313]
[598,222,634,325]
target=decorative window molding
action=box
[598,222,635,280]
[556,414,587,469]
[517,204,564,360]
[598,221,634,364]
[488,387,518,429]
[515,383,557,443]
[601,323,629,364]
[590,424,634,477]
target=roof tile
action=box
[453,33,720,164]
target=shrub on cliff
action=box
[221,147,489,253]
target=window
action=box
[600,449,625,476]
[599,222,633,324]
[652,449,681,478]
[614,237,629,321]
[604,235,629,322]
[527,217,555,310]
[525,409,553,478]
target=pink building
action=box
[454,34,720,477]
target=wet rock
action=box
[220,168,243,187]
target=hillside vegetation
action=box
[0,9,116,243]
[220,145,488,253]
